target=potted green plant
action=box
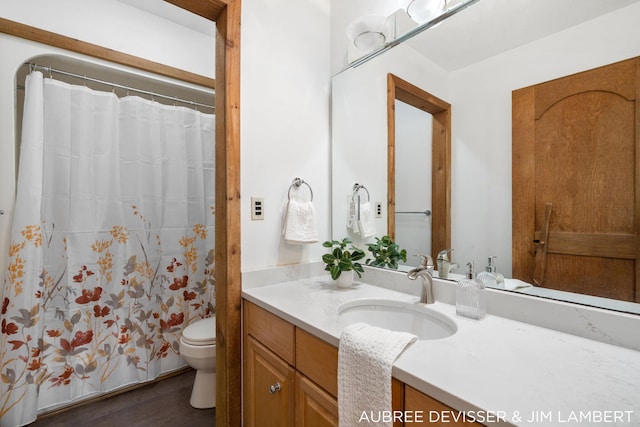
[365,235,407,269]
[322,238,365,287]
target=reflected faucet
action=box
[436,249,459,280]
[407,255,435,304]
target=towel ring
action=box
[288,177,314,201]
[352,183,370,202]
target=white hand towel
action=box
[504,278,533,291]
[348,196,359,234]
[338,323,417,427]
[281,196,320,244]
[357,202,376,239]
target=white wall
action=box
[240,0,331,272]
[0,0,214,299]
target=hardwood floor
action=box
[30,369,215,427]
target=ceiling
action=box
[118,0,215,37]
[405,0,640,71]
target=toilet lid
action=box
[181,316,216,345]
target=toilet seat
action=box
[181,316,216,346]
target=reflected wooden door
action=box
[512,57,640,302]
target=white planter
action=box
[335,270,355,288]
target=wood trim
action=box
[0,17,215,89]
[387,74,397,241]
[173,0,243,423]
[165,0,226,21]
[212,1,242,426]
[387,73,451,257]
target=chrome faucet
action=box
[407,255,435,304]
[436,249,459,280]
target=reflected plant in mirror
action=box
[365,235,407,270]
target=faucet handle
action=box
[437,248,453,261]
[415,254,434,269]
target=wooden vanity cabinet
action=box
[244,302,296,426]
[296,372,339,427]
[405,385,484,426]
[243,300,483,427]
[244,336,295,426]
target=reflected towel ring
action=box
[352,183,370,202]
[288,177,314,201]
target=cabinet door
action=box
[295,372,339,427]
[244,336,295,427]
[405,385,483,426]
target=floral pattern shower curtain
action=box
[0,71,215,426]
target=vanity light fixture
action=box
[401,0,447,24]
[346,15,390,53]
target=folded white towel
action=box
[504,278,533,291]
[281,196,319,244]
[338,323,417,427]
[357,202,376,239]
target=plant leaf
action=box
[329,265,341,280]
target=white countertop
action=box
[242,276,640,427]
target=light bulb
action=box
[405,0,446,24]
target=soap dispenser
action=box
[477,256,505,289]
[456,261,486,320]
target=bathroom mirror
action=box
[331,0,640,313]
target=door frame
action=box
[387,73,451,259]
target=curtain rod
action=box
[23,62,215,111]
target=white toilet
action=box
[179,316,216,409]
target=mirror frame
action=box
[387,73,451,258]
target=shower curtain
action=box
[0,71,215,427]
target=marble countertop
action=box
[242,276,640,427]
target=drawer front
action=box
[245,301,295,364]
[295,328,338,397]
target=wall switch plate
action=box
[375,201,383,218]
[251,197,264,220]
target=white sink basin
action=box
[338,298,457,340]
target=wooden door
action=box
[244,336,295,427]
[512,57,640,302]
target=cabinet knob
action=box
[268,382,281,394]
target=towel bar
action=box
[288,177,314,201]
[352,183,370,201]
